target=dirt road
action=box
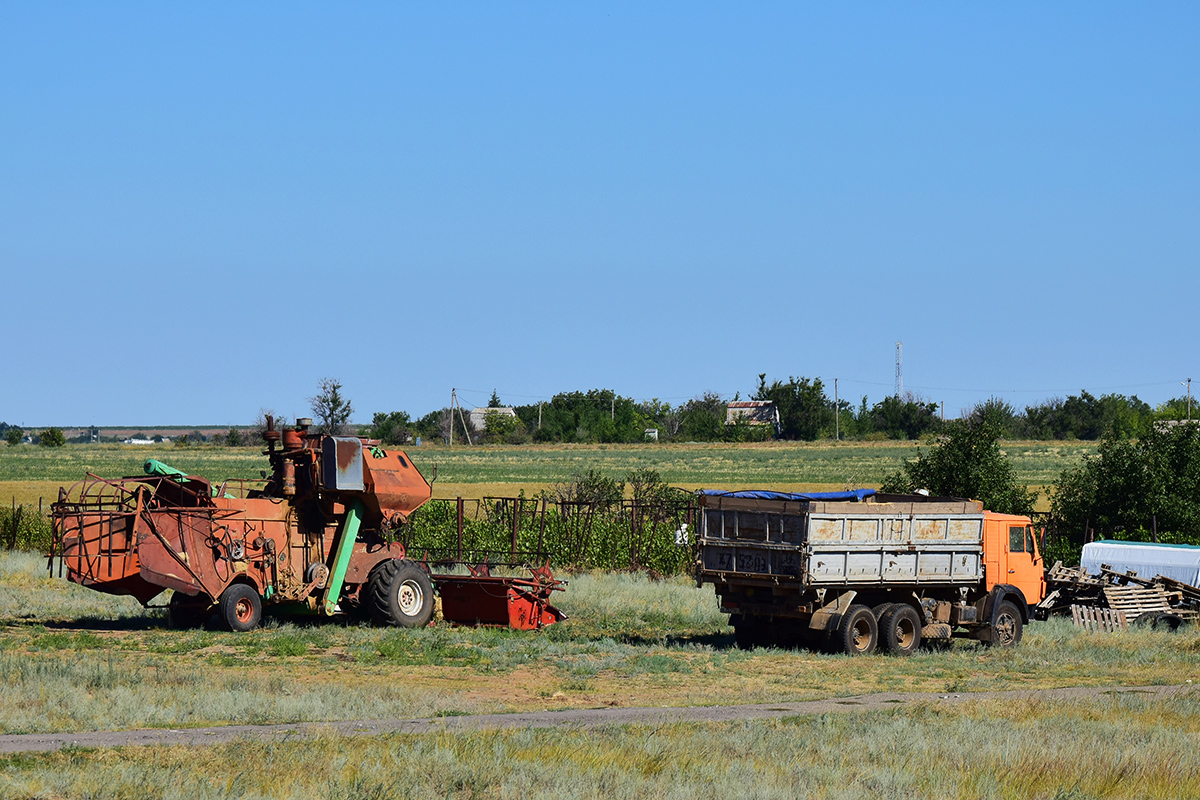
[0,683,1188,755]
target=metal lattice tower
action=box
[895,342,903,398]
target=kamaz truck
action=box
[694,489,1045,654]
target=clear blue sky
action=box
[2,4,1197,426]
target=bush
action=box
[1,505,53,552]
[881,419,1035,515]
[38,428,65,448]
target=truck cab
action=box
[983,513,1045,606]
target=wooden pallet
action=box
[1048,561,1106,587]
[1072,604,1128,632]
[1102,585,1173,622]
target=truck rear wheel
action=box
[368,559,434,628]
[989,600,1023,647]
[879,604,922,655]
[218,583,262,632]
[833,604,877,656]
[733,614,766,650]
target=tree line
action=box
[4,375,1191,449]
[362,377,1193,446]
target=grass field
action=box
[2,551,1196,736]
[4,691,1200,799]
[3,550,1198,797]
[0,440,1095,508]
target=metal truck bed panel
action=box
[697,503,984,586]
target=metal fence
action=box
[400,496,698,575]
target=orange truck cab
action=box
[983,513,1046,606]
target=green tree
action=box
[367,411,412,445]
[224,428,244,447]
[310,378,354,435]
[678,393,726,441]
[881,419,1035,515]
[38,427,66,448]
[488,390,502,408]
[4,426,22,447]
[1050,423,1200,541]
[753,374,832,441]
[867,395,941,440]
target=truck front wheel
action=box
[989,600,1023,647]
[368,559,435,628]
[833,604,877,656]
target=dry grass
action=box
[2,553,1199,738]
[2,690,1198,799]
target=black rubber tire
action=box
[988,600,1023,647]
[218,583,262,632]
[833,604,878,656]
[872,602,896,619]
[734,614,764,650]
[879,604,922,656]
[1151,612,1183,632]
[368,559,434,628]
[168,591,210,629]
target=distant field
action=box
[0,440,1096,506]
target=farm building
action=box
[726,401,780,434]
[469,407,518,431]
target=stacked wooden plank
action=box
[1037,560,1198,631]
[1101,585,1172,623]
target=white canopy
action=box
[1081,540,1200,586]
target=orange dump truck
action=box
[694,489,1045,654]
[49,417,565,631]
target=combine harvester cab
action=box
[50,417,566,632]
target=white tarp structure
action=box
[1081,540,1200,587]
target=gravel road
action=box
[0,684,1189,755]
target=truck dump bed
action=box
[697,493,986,588]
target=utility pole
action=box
[1186,378,1193,422]
[834,378,839,442]
[538,401,543,429]
[941,401,945,422]
[449,388,474,446]
[895,342,903,398]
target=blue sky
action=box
[2,4,1197,425]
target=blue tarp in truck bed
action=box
[698,489,876,502]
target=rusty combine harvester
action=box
[49,417,566,631]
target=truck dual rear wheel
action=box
[833,604,877,655]
[219,583,262,632]
[879,604,922,656]
[368,559,435,628]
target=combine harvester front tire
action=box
[369,558,435,628]
[220,584,263,632]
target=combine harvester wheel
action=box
[369,558,435,628]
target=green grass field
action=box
[0,440,1095,504]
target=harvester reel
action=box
[368,558,434,628]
